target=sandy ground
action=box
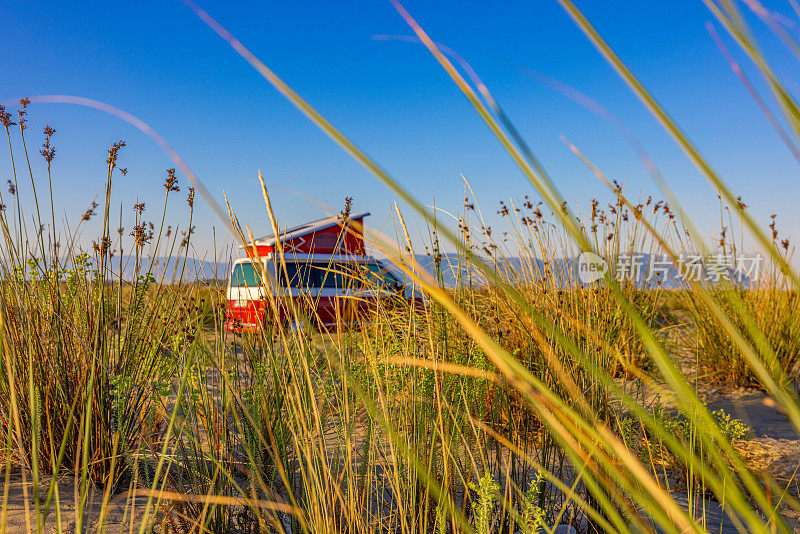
[639,384,800,532]
[705,387,800,487]
[0,472,157,533]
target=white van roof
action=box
[232,254,379,265]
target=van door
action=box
[227,260,266,330]
[309,261,349,326]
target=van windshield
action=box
[230,262,262,288]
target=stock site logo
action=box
[578,252,608,284]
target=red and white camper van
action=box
[225,212,421,332]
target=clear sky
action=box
[1,0,799,262]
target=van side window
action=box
[231,262,262,287]
[276,262,318,289]
[271,261,372,290]
[313,262,348,289]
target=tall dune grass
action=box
[677,207,800,388]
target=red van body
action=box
[224,213,422,332]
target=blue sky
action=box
[1,0,799,261]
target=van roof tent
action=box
[242,212,370,257]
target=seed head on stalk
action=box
[339,196,353,222]
[736,195,748,211]
[0,105,16,130]
[40,125,56,164]
[180,226,195,247]
[164,168,180,192]
[106,140,125,168]
[92,236,111,256]
[17,98,30,130]
[82,201,99,221]
[131,223,150,250]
